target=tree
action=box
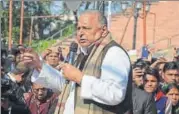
[1,1,54,45]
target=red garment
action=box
[24,92,58,114]
[155,90,165,101]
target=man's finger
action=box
[135,72,144,76]
[134,67,142,70]
[134,69,143,73]
[23,53,34,58]
[20,60,33,66]
[56,63,65,70]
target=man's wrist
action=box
[77,74,84,85]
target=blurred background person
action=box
[42,46,64,69]
[132,59,150,89]
[24,82,58,114]
[162,62,179,85]
[132,84,157,114]
[173,47,179,62]
[6,45,26,72]
[150,57,167,83]
[143,67,172,114]
[162,83,179,114]
[1,63,33,114]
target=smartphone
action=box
[141,46,149,59]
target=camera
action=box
[1,76,11,94]
[1,74,23,106]
[1,74,17,97]
[133,62,144,69]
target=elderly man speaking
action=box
[22,10,132,114]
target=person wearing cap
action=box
[24,82,58,114]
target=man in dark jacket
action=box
[1,63,32,114]
[132,84,157,114]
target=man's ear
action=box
[101,25,109,37]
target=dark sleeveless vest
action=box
[55,34,133,114]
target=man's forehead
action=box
[78,13,99,26]
[165,69,179,73]
[32,83,44,88]
[146,74,157,79]
[48,52,59,56]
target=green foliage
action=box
[61,24,75,37]
[1,1,53,44]
[31,24,75,53]
[12,27,20,44]
[31,39,56,53]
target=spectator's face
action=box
[144,74,158,93]
[46,52,59,67]
[77,13,105,47]
[173,48,179,61]
[18,46,25,54]
[32,83,48,101]
[163,69,179,84]
[158,63,165,76]
[167,87,179,106]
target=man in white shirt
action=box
[22,10,132,114]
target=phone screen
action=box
[141,46,149,59]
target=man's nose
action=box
[172,75,176,81]
[51,57,56,59]
[172,94,177,100]
[148,81,152,84]
[38,90,43,94]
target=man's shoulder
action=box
[23,92,33,101]
[106,40,121,48]
[104,40,128,54]
[133,86,152,100]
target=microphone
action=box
[65,42,78,84]
[68,41,78,65]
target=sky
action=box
[50,1,123,16]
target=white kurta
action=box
[31,46,130,114]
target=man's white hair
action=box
[79,10,107,27]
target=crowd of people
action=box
[132,52,179,114]
[1,10,179,114]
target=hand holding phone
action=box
[141,46,149,59]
